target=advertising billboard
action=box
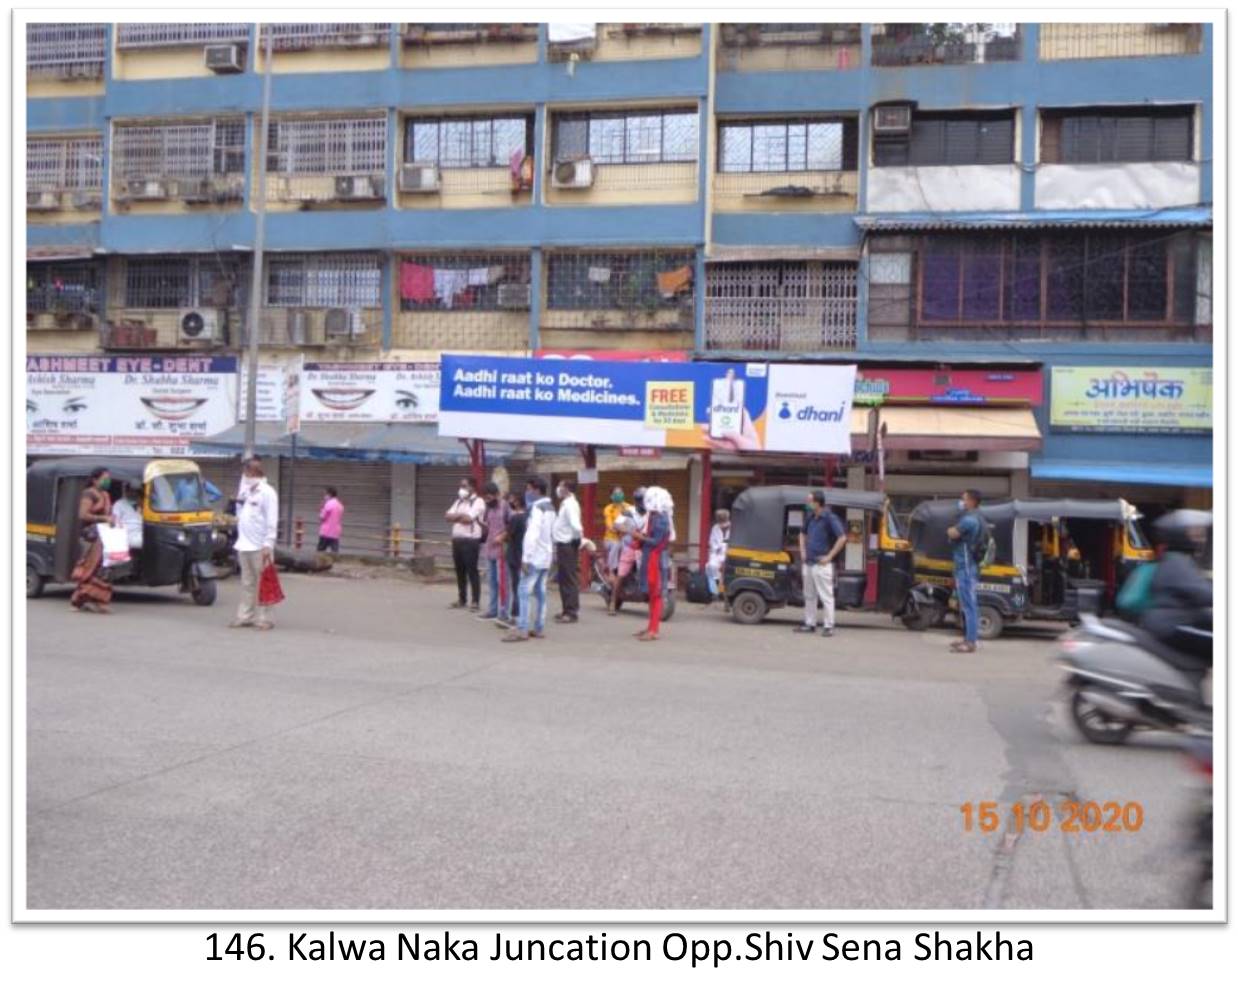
[1050,367,1211,434]
[300,363,440,423]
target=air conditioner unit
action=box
[334,174,385,201]
[551,158,595,189]
[178,178,212,203]
[69,190,102,210]
[324,308,352,338]
[496,283,531,309]
[399,163,441,193]
[210,176,244,202]
[873,105,913,133]
[27,190,60,211]
[205,44,245,73]
[179,308,222,344]
[127,178,169,201]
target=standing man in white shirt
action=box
[230,458,279,631]
[552,479,583,623]
[503,476,556,643]
[446,476,486,611]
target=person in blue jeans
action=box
[504,477,555,643]
[947,488,983,653]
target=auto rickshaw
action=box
[723,485,892,624]
[883,498,1154,639]
[26,457,220,604]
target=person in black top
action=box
[497,492,528,630]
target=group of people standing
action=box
[446,475,676,642]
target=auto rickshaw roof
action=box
[27,457,149,488]
[910,497,1137,528]
[729,485,885,550]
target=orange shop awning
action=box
[878,407,1042,452]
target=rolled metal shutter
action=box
[415,465,464,565]
[282,458,391,557]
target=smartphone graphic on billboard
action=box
[709,368,746,439]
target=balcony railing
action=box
[26,23,106,78]
[705,261,858,351]
[262,23,390,51]
[1038,22,1203,60]
[117,23,249,49]
[403,23,538,44]
[872,24,1021,66]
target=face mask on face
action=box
[458,488,470,500]
[98,476,111,490]
[525,490,537,507]
[957,499,966,512]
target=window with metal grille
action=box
[705,261,858,349]
[124,256,244,309]
[116,23,249,48]
[112,119,245,181]
[266,254,382,307]
[553,110,698,164]
[26,24,106,76]
[267,117,387,175]
[872,23,1020,66]
[405,116,533,168]
[27,262,101,313]
[263,23,390,49]
[546,251,695,310]
[27,135,103,190]
[873,110,1015,167]
[916,231,1202,327]
[1041,107,1194,164]
[718,119,858,172]
[399,253,532,311]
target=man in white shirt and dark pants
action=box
[445,476,486,611]
[230,458,279,631]
[552,479,583,623]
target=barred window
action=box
[405,116,533,168]
[1041,106,1194,164]
[117,23,249,48]
[874,110,1014,167]
[266,254,382,307]
[27,262,101,314]
[113,119,245,181]
[719,119,857,172]
[26,24,106,77]
[27,135,103,190]
[124,256,244,309]
[553,109,698,164]
[398,253,532,311]
[263,23,390,50]
[547,251,695,310]
[267,118,387,175]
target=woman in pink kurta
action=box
[318,486,345,553]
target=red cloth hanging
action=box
[400,262,435,303]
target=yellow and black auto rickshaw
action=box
[26,457,221,604]
[723,485,895,624]
[883,498,1155,639]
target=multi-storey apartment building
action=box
[26,22,1213,556]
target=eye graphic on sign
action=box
[311,388,375,411]
[394,390,419,411]
[27,399,38,414]
[62,396,88,414]
[140,397,208,421]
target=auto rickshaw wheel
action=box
[26,564,45,599]
[191,578,218,607]
[730,590,768,625]
[977,606,1004,640]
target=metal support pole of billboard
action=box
[242,24,274,462]
[697,449,712,570]
[578,444,597,584]
[284,431,297,546]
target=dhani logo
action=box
[794,403,846,423]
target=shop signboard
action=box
[1050,367,1211,434]
[300,362,440,423]
[26,354,238,456]
[237,361,291,423]
[853,367,1043,406]
[438,355,856,454]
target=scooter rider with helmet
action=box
[1142,510,1212,663]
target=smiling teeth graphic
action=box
[139,397,209,421]
[311,388,375,411]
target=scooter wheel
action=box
[1070,689,1134,745]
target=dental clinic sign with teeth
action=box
[26,355,239,456]
[299,362,440,423]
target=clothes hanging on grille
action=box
[656,265,693,298]
[434,268,469,308]
[588,266,612,283]
[400,263,435,303]
[467,268,490,287]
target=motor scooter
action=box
[1058,613,1211,744]
[1181,735,1212,909]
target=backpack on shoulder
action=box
[971,514,997,569]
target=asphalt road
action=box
[25,573,1203,911]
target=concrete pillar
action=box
[1010,467,1030,571]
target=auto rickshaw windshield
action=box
[148,472,208,512]
[1127,517,1151,551]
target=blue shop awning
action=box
[1032,458,1212,489]
[855,206,1212,232]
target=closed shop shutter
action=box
[283,459,391,557]
[415,465,465,564]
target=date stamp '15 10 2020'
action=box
[961,800,1144,834]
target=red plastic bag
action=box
[258,562,285,606]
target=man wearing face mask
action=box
[552,479,583,623]
[446,476,486,611]
[946,489,984,653]
[503,477,555,642]
[230,458,279,631]
[479,482,512,622]
[794,490,846,638]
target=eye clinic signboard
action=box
[26,355,238,456]
[299,362,440,423]
[437,354,856,454]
